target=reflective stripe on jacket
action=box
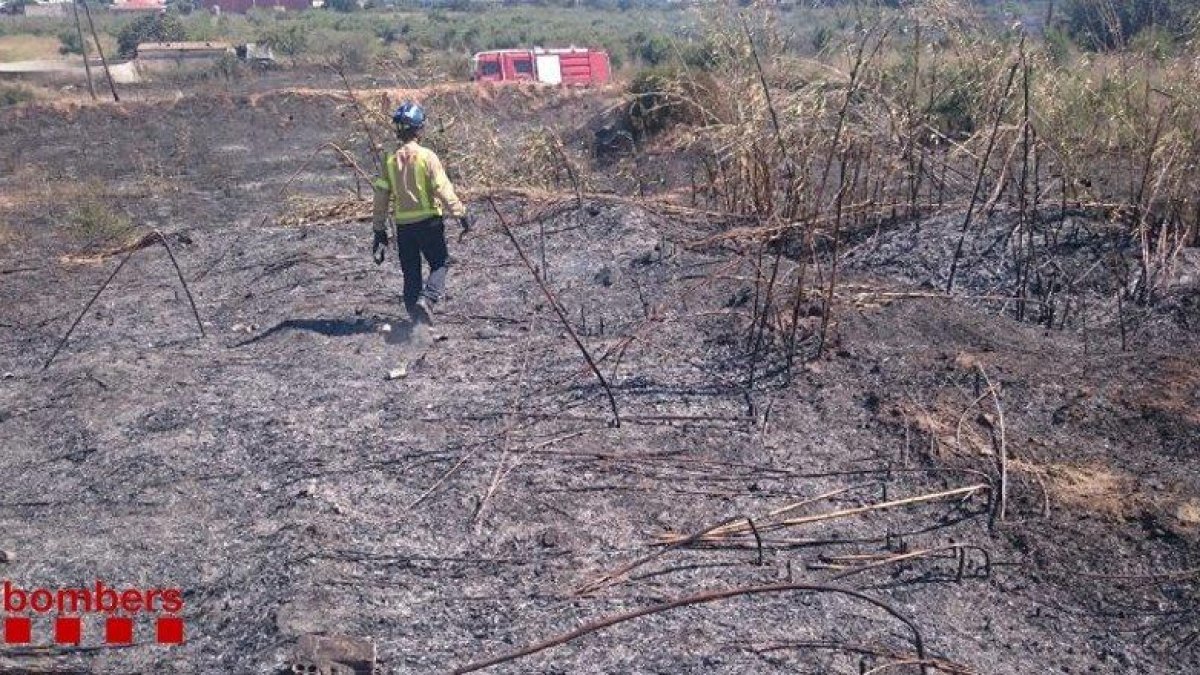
[371,141,466,229]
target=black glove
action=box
[372,229,388,265]
[457,214,472,242]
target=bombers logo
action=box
[2,580,185,646]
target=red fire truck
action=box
[471,47,610,86]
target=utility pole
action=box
[71,0,97,100]
[79,0,119,102]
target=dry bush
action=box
[626,0,1199,364]
[504,128,589,194]
[425,95,508,190]
[329,82,596,196]
[411,50,473,84]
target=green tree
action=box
[117,13,187,58]
[258,23,308,57]
[309,29,378,71]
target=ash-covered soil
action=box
[0,84,1197,675]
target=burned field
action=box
[1,84,1198,675]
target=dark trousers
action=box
[395,217,448,310]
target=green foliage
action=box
[389,6,687,67]
[626,31,722,70]
[811,25,833,53]
[69,196,133,248]
[415,49,471,81]
[1044,26,1074,64]
[308,28,378,70]
[258,23,308,57]
[377,21,411,45]
[245,7,280,27]
[211,52,244,80]
[58,29,87,56]
[0,85,35,108]
[3,0,30,14]
[679,39,719,71]
[117,13,186,58]
[1129,25,1178,60]
[182,14,222,42]
[928,81,977,138]
[1060,0,1195,51]
[634,33,672,66]
[0,6,687,74]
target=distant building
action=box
[111,0,167,12]
[134,41,230,77]
[236,43,277,64]
[199,0,313,13]
[137,40,232,60]
[19,2,69,17]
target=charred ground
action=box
[0,83,1197,675]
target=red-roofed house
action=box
[200,0,313,12]
[111,0,166,11]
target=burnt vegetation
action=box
[0,1,1198,674]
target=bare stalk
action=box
[488,197,621,427]
[945,54,1021,293]
[453,582,928,675]
[44,231,204,370]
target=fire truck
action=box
[471,47,610,86]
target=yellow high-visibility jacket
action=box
[372,141,466,231]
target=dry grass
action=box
[1175,501,1200,527]
[898,388,1153,522]
[0,35,61,62]
[10,164,177,207]
[1023,462,1139,519]
[68,201,133,247]
[1018,461,1200,531]
[276,194,371,228]
[900,390,1188,522]
[898,401,1154,521]
[7,164,55,206]
[899,398,994,460]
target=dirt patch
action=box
[1125,356,1200,426]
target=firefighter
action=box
[371,102,471,326]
